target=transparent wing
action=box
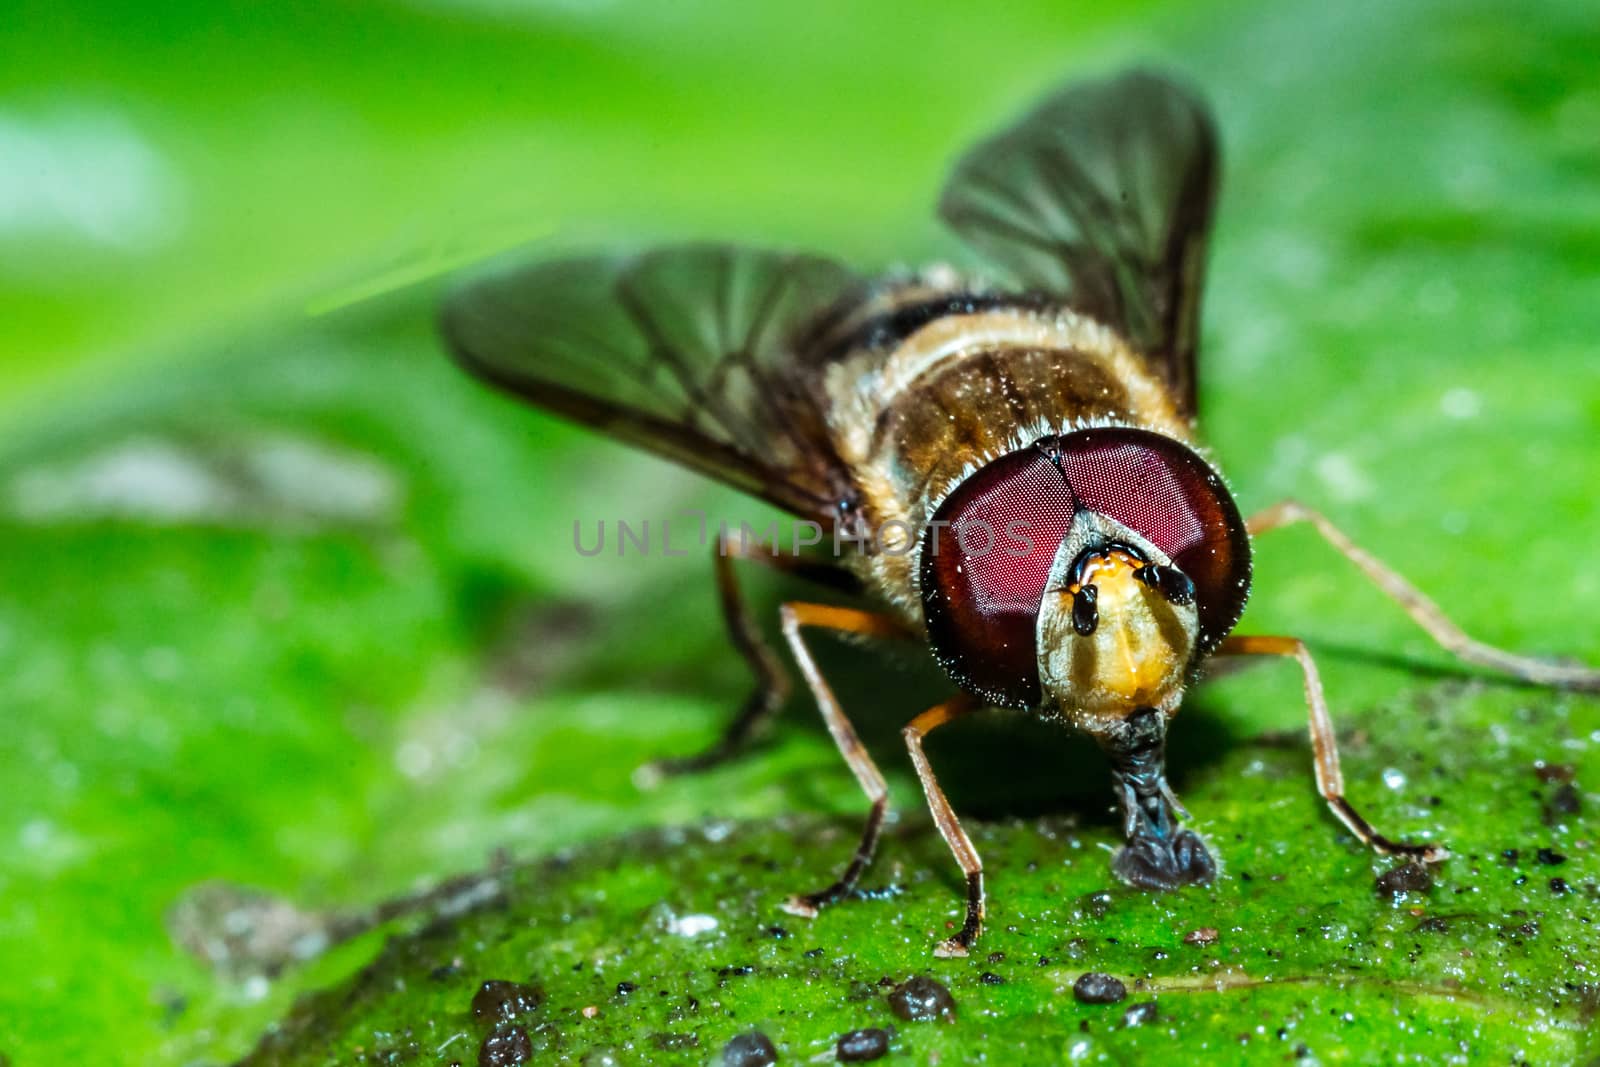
[938,69,1220,414]
[438,243,870,523]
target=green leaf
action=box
[2,0,1598,1064]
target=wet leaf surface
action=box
[238,685,1600,1065]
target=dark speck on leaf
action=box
[888,975,957,1021]
[980,971,1004,985]
[1122,1001,1158,1027]
[1536,848,1567,866]
[718,965,756,978]
[1501,849,1520,865]
[1376,862,1434,897]
[836,1027,892,1061]
[1549,877,1571,894]
[1533,760,1574,783]
[1072,972,1127,1005]
[1547,783,1581,817]
[471,979,542,1022]
[479,1025,531,1067]
[614,981,636,997]
[652,1032,699,1051]
[1183,927,1219,946]
[804,948,824,958]
[766,925,790,939]
[721,1030,778,1067]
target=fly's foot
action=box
[1113,828,1216,891]
[632,744,741,789]
[1327,795,1450,864]
[931,874,983,957]
[779,894,823,919]
[634,690,780,789]
[631,760,669,791]
[1378,838,1450,865]
[782,877,897,921]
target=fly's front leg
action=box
[1248,499,1600,690]
[902,693,986,957]
[1217,634,1448,863]
[638,536,859,785]
[776,602,913,918]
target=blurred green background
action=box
[2,0,1598,1064]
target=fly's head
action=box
[919,426,1250,714]
[1035,508,1199,732]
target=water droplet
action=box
[667,914,719,937]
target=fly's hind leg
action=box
[1248,500,1600,690]
[775,602,914,918]
[1218,634,1448,863]
[638,536,861,785]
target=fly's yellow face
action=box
[1035,510,1199,732]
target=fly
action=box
[439,69,1600,957]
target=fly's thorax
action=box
[1036,510,1199,733]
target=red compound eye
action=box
[920,427,1252,708]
